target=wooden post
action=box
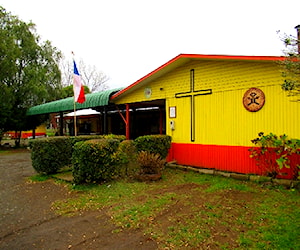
[126,104,130,140]
[32,127,36,139]
[159,108,163,134]
[59,111,64,136]
[103,106,107,134]
[74,101,77,136]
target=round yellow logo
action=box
[243,88,265,112]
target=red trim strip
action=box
[179,54,285,61]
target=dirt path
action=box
[0,150,157,249]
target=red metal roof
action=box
[111,53,285,100]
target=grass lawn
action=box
[38,168,299,249]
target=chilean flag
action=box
[73,60,85,104]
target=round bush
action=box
[72,139,121,184]
[29,137,73,174]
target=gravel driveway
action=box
[0,149,156,249]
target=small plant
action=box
[137,151,165,180]
[249,132,300,179]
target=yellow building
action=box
[5,124,46,139]
[111,54,300,178]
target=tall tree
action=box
[279,25,300,100]
[0,6,62,145]
[60,56,109,93]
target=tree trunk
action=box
[0,129,3,146]
[14,131,21,148]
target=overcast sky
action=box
[0,0,299,89]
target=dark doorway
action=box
[129,99,166,139]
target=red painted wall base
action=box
[167,143,298,179]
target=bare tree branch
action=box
[59,56,109,92]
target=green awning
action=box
[27,88,123,115]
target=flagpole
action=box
[74,100,77,136]
[72,51,86,137]
[72,51,77,137]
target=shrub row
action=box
[29,135,125,174]
[29,134,172,184]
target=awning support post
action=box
[126,104,130,140]
[103,106,107,134]
[116,104,130,140]
[59,111,64,136]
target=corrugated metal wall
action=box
[114,58,300,176]
[166,59,300,146]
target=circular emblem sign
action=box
[243,88,265,112]
[144,87,152,98]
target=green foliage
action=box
[104,134,126,141]
[53,181,149,216]
[112,192,176,229]
[61,85,90,98]
[0,6,62,137]
[134,134,172,159]
[137,151,165,175]
[115,140,139,177]
[29,134,169,182]
[239,187,300,249]
[278,29,300,100]
[249,132,300,179]
[29,174,51,182]
[29,137,73,174]
[72,139,121,184]
[29,135,105,174]
[67,134,105,146]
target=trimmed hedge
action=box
[29,135,125,175]
[29,137,73,174]
[29,134,171,183]
[72,139,121,184]
[134,134,172,159]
